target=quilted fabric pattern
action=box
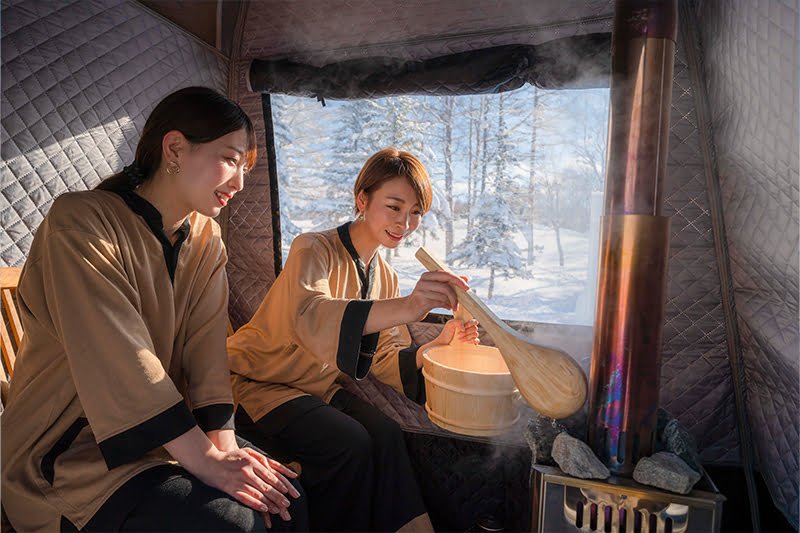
[698,0,799,525]
[1,0,228,267]
[226,62,278,328]
[239,0,613,65]
[658,33,741,464]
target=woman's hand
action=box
[436,318,480,346]
[363,272,469,335]
[241,447,302,527]
[164,426,300,524]
[403,271,469,322]
[415,318,480,368]
[203,447,300,522]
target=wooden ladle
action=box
[416,247,587,419]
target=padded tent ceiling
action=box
[139,0,219,48]
[238,0,614,66]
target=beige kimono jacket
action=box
[228,224,423,422]
[1,189,234,531]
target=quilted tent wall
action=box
[0,0,229,267]
[654,18,742,465]
[697,0,799,526]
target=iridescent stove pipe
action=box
[587,0,677,476]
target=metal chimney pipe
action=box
[587,0,677,476]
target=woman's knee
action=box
[336,418,373,464]
[368,414,405,451]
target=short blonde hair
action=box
[353,148,432,214]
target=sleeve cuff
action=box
[98,400,197,469]
[193,403,235,432]
[399,345,426,405]
[337,300,379,380]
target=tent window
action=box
[271,87,608,325]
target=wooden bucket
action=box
[422,344,519,437]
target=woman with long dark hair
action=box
[1,87,307,532]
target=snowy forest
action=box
[271,86,609,325]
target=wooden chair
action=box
[1,267,22,533]
[0,267,22,407]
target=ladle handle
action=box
[415,247,510,337]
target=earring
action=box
[165,161,181,175]
[357,212,365,221]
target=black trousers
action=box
[63,437,309,532]
[235,389,427,532]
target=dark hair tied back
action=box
[122,163,146,187]
[96,86,256,192]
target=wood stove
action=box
[532,465,725,533]
[531,1,725,531]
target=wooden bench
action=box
[0,267,22,407]
[1,267,22,533]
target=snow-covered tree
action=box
[371,96,434,159]
[492,93,522,194]
[448,194,527,299]
[413,95,461,256]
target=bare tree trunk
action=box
[495,94,504,184]
[528,88,541,264]
[467,99,476,232]
[488,266,496,299]
[480,96,489,194]
[554,188,564,267]
[554,225,565,268]
[443,96,454,256]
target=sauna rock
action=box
[551,432,610,480]
[658,418,703,475]
[633,452,702,495]
[524,415,566,466]
[524,408,587,466]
